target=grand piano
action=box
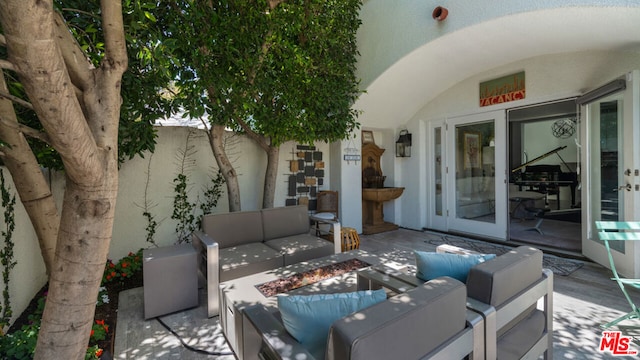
[511,146,579,210]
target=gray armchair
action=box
[242,276,484,360]
[466,246,553,360]
[359,245,553,360]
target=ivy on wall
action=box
[0,169,16,333]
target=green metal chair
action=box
[595,221,640,328]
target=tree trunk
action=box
[209,124,241,212]
[0,74,59,274]
[262,146,279,209]
[37,170,118,359]
[0,0,127,358]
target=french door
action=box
[443,110,508,240]
[581,70,640,277]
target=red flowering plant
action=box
[85,319,108,359]
[86,345,104,359]
[102,249,143,284]
[90,319,109,342]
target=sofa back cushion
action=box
[326,277,467,360]
[466,246,543,306]
[262,205,310,241]
[201,211,264,248]
[414,251,496,283]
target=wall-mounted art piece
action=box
[286,145,325,210]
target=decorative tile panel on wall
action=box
[285,145,324,210]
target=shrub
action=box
[102,249,143,284]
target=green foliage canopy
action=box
[152,0,363,146]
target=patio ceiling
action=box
[356,6,640,129]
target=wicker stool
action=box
[341,227,361,251]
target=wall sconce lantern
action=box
[395,130,412,157]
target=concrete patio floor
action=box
[114,228,640,359]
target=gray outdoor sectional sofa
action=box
[243,245,553,360]
[192,204,340,317]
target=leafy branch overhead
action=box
[154,0,364,138]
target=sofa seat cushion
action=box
[414,251,496,283]
[219,243,283,282]
[497,308,546,359]
[277,290,386,360]
[266,234,334,266]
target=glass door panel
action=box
[447,110,507,240]
[435,127,443,217]
[455,121,496,223]
[588,99,624,251]
[429,124,447,231]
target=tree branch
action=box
[0,89,34,110]
[0,59,15,72]
[0,34,5,46]
[235,115,271,152]
[268,0,286,9]
[100,0,128,70]
[0,0,103,183]
[84,0,127,148]
[52,11,93,91]
[0,115,51,144]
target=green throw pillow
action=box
[414,251,496,283]
[277,289,386,360]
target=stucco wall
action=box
[112,127,331,258]
[1,126,331,327]
[0,172,49,331]
[357,0,640,88]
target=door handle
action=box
[613,184,632,192]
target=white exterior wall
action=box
[0,172,49,331]
[2,126,330,327]
[112,126,331,258]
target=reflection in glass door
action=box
[447,110,507,240]
[455,121,496,223]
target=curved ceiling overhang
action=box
[355,7,640,129]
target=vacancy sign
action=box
[480,71,525,107]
